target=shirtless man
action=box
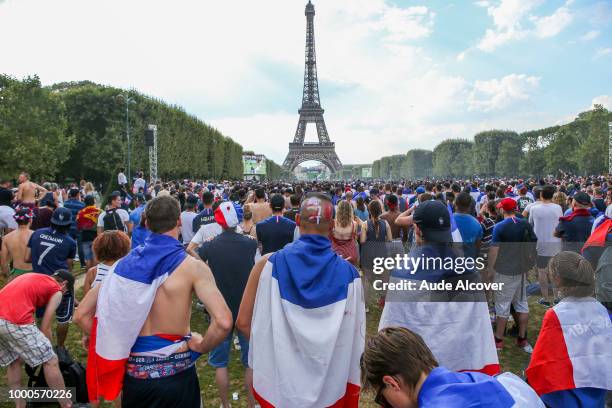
[15,172,47,207]
[75,195,232,408]
[244,188,272,224]
[0,207,33,280]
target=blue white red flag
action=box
[526,299,612,406]
[87,234,187,402]
[418,367,544,407]
[249,234,364,407]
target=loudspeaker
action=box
[144,129,155,147]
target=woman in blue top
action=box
[131,210,151,249]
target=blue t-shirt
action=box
[130,205,145,226]
[454,213,483,243]
[192,208,215,234]
[63,199,85,235]
[256,216,296,255]
[491,217,533,275]
[454,213,483,261]
[28,227,77,275]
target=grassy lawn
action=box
[0,270,547,408]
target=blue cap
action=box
[416,186,426,194]
[51,207,72,226]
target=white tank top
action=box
[92,260,119,288]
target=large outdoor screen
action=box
[243,155,267,175]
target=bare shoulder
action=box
[3,230,17,240]
[182,255,212,276]
[86,265,97,276]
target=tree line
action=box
[371,105,612,179]
[0,75,246,184]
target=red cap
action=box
[496,197,517,212]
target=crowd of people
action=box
[0,170,610,407]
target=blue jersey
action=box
[63,199,85,235]
[28,227,77,275]
[130,205,145,226]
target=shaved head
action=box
[298,193,334,235]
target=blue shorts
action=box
[81,241,94,262]
[208,330,249,368]
[35,292,74,324]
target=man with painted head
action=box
[237,193,365,407]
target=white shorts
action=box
[0,319,56,367]
[494,273,528,318]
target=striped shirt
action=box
[92,261,117,288]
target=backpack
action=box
[25,347,88,405]
[595,245,612,310]
[102,208,125,231]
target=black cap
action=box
[51,207,72,226]
[573,192,592,206]
[53,269,75,294]
[270,194,285,211]
[413,200,452,243]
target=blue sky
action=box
[0,0,610,164]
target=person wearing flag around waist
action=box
[75,195,233,408]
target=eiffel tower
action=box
[282,1,342,174]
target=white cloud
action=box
[592,95,612,110]
[468,74,540,112]
[531,4,573,38]
[595,48,612,58]
[473,0,573,53]
[476,0,541,51]
[474,1,490,8]
[477,27,528,52]
[580,30,600,41]
[372,6,435,43]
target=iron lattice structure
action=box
[283,1,342,174]
[147,124,158,183]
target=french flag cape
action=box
[87,234,187,401]
[526,298,612,403]
[379,245,499,375]
[249,234,365,408]
[417,367,544,407]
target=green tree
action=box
[472,130,522,176]
[0,75,73,180]
[432,139,473,178]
